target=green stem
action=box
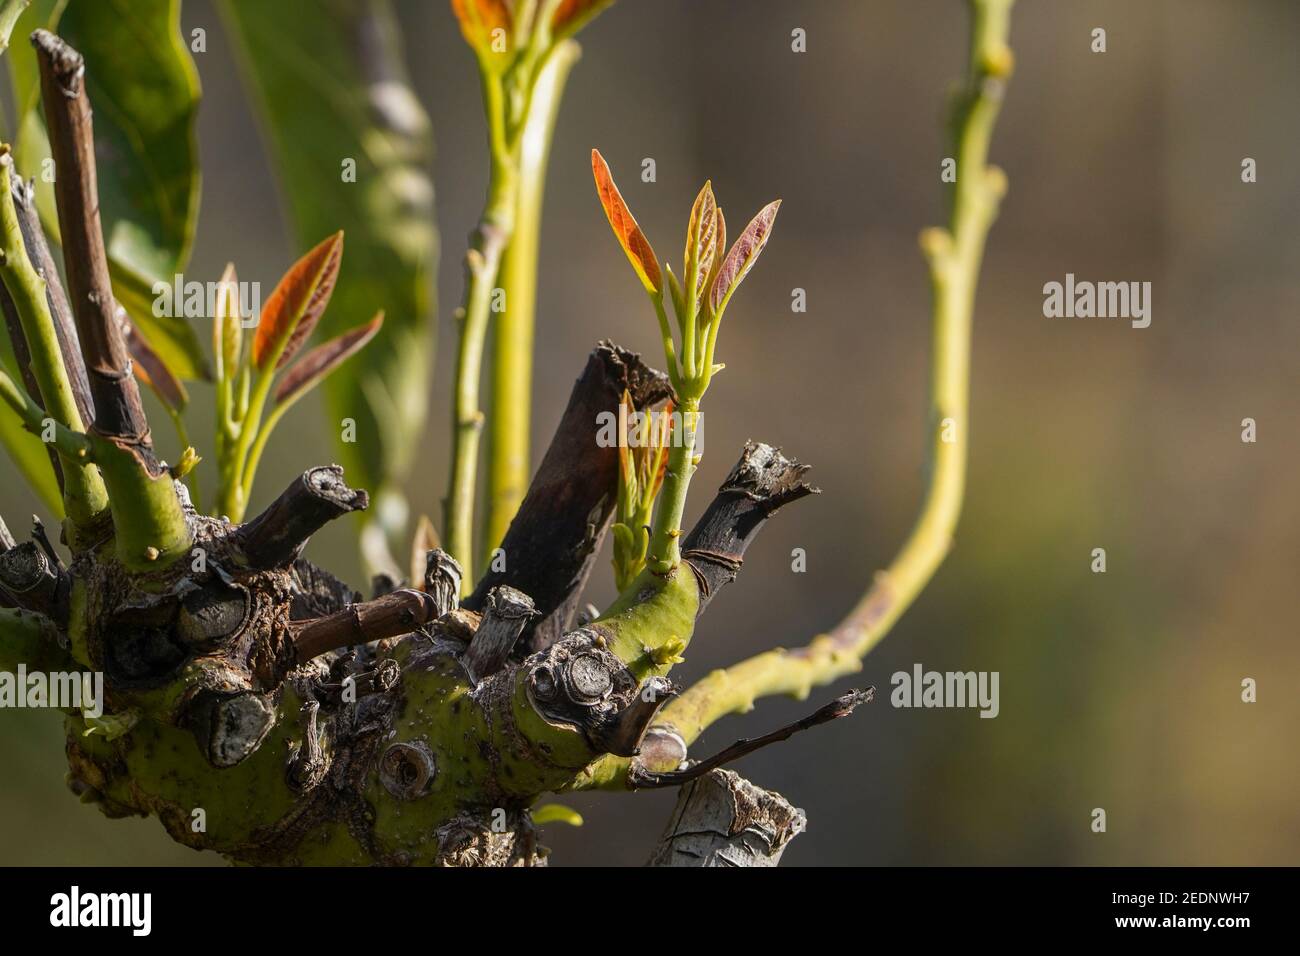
[0,153,107,536]
[222,362,281,521]
[582,0,1016,789]
[444,64,523,586]
[645,399,700,574]
[484,40,578,554]
[0,362,92,461]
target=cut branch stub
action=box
[524,629,677,757]
[462,585,535,683]
[682,440,818,617]
[292,588,438,663]
[234,465,369,570]
[423,549,463,619]
[646,769,806,868]
[468,342,672,651]
[0,540,63,621]
[378,740,437,801]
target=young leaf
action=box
[683,181,717,298]
[223,0,436,528]
[703,207,726,302]
[592,148,661,296]
[450,0,511,53]
[709,200,781,315]
[552,0,613,39]
[252,231,344,371]
[212,262,243,383]
[0,0,31,55]
[273,311,383,410]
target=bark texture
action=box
[647,769,806,867]
[467,342,672,651]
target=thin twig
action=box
[629,691,873,790]
[629,687,873,789]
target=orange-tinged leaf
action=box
[274,311,383,408]
[592,149,661,295]
[709,201,781,314]
[124,313,188,411]
[552,0,613,37]
[253,231,344,371]
[451,0,511,52]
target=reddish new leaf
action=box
[451,0,511,52]
[704,207,727,301]
[709,201,781,315]
[683,181,717,298]
[592,149,662,295]
[552,0,614,37]
[274,311,384,408]
[252,231,344,371]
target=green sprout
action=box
[592,148,780,574]
[611,388,672,591]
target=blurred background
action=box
[2,0,1298,866]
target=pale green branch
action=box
[579,0,1016,791]
[0,149,108,534]
[484,39,579,554]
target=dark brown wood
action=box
[234,465,369,571]
[467,342,672,651]
[289,558,362,620]
[682,441,819,618]
[0,540,64,621]
[32,30,153,453]
[292,588,439,663]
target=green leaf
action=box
[221,0,437,522]
[8,0,207,381]
[0,0,31,55]
[0,404,61,515]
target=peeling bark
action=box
[646,769,807,867]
